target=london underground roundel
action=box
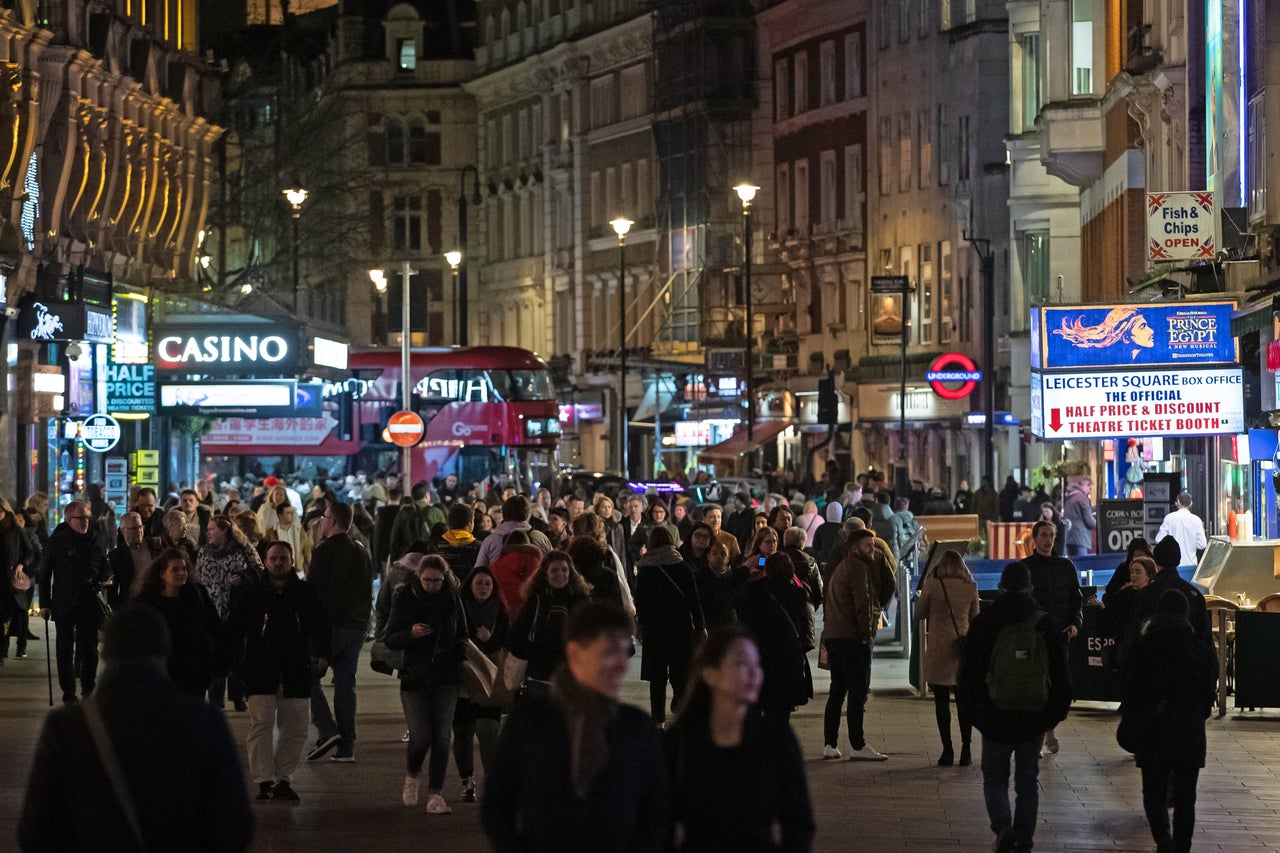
[926,353,982,400]
[386,410,425,447]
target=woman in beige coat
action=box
[916,550,980,766]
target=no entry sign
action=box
[386,410,425,447]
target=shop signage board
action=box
[105,362,156,414]
[1032,367,1244,439]
[859,382,970,422]
[204,415,338,447]
[80,413,122,452]
[1034,302,1237,369]
[153,323,301,375]
[158,380,298,417]
[1146,191,1218,261]
[16,299,115,344]
[1097,499,1145,553]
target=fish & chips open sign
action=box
[1146,192,1218,262]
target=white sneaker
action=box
[402,774,420,807]
[847,745,888,761]
[425,793,453,814]
[822,745,843,760]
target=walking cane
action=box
[44,613,53,707]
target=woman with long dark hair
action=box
[384,555,466,815]
[135,547,221,697]
[452,565,509,803]
[915,550,980,765]
[666,626,814,852]
[508,550,592,698]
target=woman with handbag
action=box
[452,565,509,803]
[508,551,593,700]
[635,526,705,724]
[915,550,980,766]
[384,555,466,815]
[733,552,812,731]
[1,497,36,662]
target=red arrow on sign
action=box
[1048,409,1063,432]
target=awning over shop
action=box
[698,420,790,461]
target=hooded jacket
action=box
[868,501,905,557]
[959,589,1071,742]
[475,520,553,568]
[433,528,482,577]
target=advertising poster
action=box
[1037,302,1237,369]
[1097,499,1145,554]
[1146,192,1218,261]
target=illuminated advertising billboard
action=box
[1034,302,1237,369]
[1030,367,1244,439]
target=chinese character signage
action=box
[1035,302,1237,369]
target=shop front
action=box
[856,380,971,492]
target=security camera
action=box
[65,342,83,360]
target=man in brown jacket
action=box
[820,529,895,761]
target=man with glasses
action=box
[306,501,374,763]
[132,487,165,540]
[106,511,156,608]
[38,500,110,703]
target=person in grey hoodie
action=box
[474,495,553,568]
[868,492,906,560]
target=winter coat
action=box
[475,519,553,568]
[1134,569,1212,647]
[196,541,264,620]
[634,546,704,680]
[433,528,482,577]
[384,582,465,689]
[781,546,824,610]
[567,539,626,611]
[916,576,980,686]
[38,523,109,620]
[1123,611,1217,768]
[489,543,544,620]
[1023,551,1084,634]
[1062,486,1096,550]
[508,586,591,681]
[972,486,1000,527]
[868,502,905,557]
[17,659,253,853]
[693,565,739,630]
[794,511,824,549]
[629,520,682,564]
[481,691,668,853]
[307,533,374,631]
[388,500,447,563]
[822,550,895,644]
[137,584,221,696]
[735,580,813,714]
[959,590,1071,742]
[665,714,814,853]
[220,572,330,699]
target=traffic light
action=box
[817,374,838,425]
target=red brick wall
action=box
[1081,189,1146,303]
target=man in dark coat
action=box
[483,602,668,852]
[132,487,166,541]
[38,500,110,703]
[1022,519,1082,755]
[19,602,253,852]
[106,512,157,608]
[221,541,330,802]
[972,477,1000,531]
[1140,537,1212,646]
[306,501,374,763]
[960,562,1071,853]
[998,476,1021,523]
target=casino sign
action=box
[925,353,983,400]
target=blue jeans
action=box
[823,637,872,749]
[981,734,1042,847]
[311,627,366,753]
[402,683,460,790]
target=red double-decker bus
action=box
[199,346,561,492]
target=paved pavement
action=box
[3,624,1280,852]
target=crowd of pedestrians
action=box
[5,470,1221,853]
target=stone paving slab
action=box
[4,630,1280,851]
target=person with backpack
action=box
[388,481,447,564]
[959,562,1071,853]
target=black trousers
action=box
[1141,762,1199,852]
[55,607,101,701]
[931,684,972,747]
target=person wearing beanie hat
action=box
[19,602,254,851]
[1122,586,1217,853]
[1022,519,1083,756]
[820,527,894,761]
[1135,536,1212,648]
[959,560,1071,853]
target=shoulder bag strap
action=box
[765,588,802,642]
[936,577,964,638]
[82,696,147,851]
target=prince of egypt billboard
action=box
[1032,302,1237,370]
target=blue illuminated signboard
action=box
[1035,301,1237,369]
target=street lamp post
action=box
[457,166,482,346]
[283,186,308,314]
[611,217,633,478]
[369,262,418,485]
[445,251,462,344]
[734,184,759,448]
